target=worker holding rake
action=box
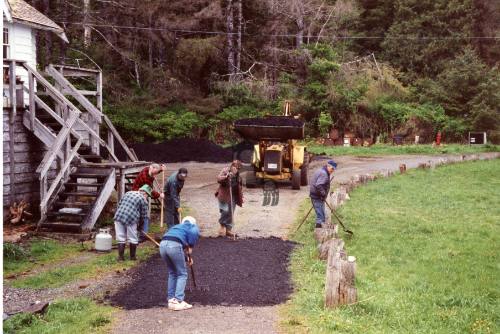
[163,167,188,228]
[309,160,337,228]
[132,163,166,239]
[160,216,200,311]
[215,160,243,237]
[113,184,152,261]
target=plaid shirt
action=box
[132,167,160,199]
[114,191,149,226]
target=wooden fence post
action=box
[325,242,357,307]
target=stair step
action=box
[41,222,82,232]
[47,211,87,217]
[62,191,98,197]
[54,201,93,207]
[65,182,104,187]
[70,173,108,179]
[80,154,102,162]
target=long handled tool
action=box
[160,170,165,228]
[325,201,354,236]
[187,255,197,288]
[296,175,335,232]
[141,230,160,247]
[295,205,314,232]
[228,174,237,240]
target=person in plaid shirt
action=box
[114,184,152,261]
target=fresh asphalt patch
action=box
[110,237,296,309]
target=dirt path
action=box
[111,152,498,334]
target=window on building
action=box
[3,28,9,59]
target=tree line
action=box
[32,0,499,143]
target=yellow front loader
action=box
[233,116,308,190]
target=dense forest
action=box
[32,0,499,143]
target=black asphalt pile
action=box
[127,138,234,163]
[109,237,296,309]
[234,116,304,127]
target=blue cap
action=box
[327,160,337,169]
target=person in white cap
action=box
[159,216,200,311]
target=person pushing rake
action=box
[215,160,243,238]
[309,160,337,228]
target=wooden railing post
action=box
[107,130,115,160]
[28,71,35,129]
[8,60,17,204]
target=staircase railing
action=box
[46,64,138,162]
[3,59,119,226]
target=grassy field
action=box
[3,240,83,276]
[281,159,499,333]
[3,298,115,334]
[306,142,499,156]
[8,244,157,289]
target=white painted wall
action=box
[4,21,37,104]
[5,22,37,81]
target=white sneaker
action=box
[168,298,179,310]
[173,300,193,311]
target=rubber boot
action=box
[130,243,137,261]
[218,225,226,237]
[117,243,125,261]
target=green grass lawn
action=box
[306,142,499,156]
[10,244,157,289]
[282,159,499,333]
[3,240,83,276]
[3,298,115,334]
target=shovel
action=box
[296,174,335,232]
[325,201,354,236]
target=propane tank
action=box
[95,228,112,252]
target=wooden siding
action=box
[3,108,56,208]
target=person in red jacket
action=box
[132,163,165,238]
[132,163,166,199]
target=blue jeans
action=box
[218,199,236,230]
[311,198,325,226]
[159,240,188,301]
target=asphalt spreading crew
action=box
[159,216,200,311]
[113,184,153,261]
[309,160,337,228]
[164,168,188,228]
[215,160,244,238]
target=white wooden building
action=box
[2,0,147,233]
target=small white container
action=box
[95,228,112,252]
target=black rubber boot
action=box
[117,243,125,261]
[130,243,137,261]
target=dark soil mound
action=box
[234,116,304,127]
[110,237,296,309]
[127,138,234,163]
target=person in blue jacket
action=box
[309,160,337,228]
[159,216,200,311]
[163,168,188,228]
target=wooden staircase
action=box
[5,59,147,233]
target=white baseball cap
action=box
[181,216,197,225]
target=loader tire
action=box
[292,169,301,190]
[300,153,309,186]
